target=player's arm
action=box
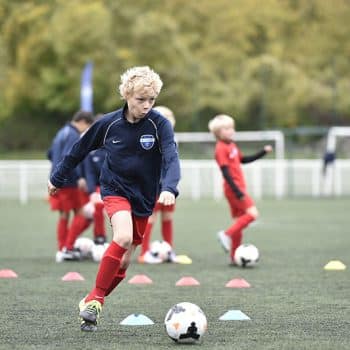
[158,120,180,205]
[49,121,105,190]
[220,165,244,199]
[240,145,273,164]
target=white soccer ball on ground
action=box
[164,302,207,344]
[150,240,173,262]
[234,243,260,267]
[91,242,109,262]
[73,237,95,259]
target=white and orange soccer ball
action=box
[234,243,260,267]
[164,302,207,344]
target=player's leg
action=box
[161,208,174,246]
[49,190,70,253]
[79,196,134,331]
[63,189,91,259]
[104,244,136,296]
[106,213,149,294]
[226,203,258,261]
[57,211,69,251]
[138,210,162,264]
[161,207,176,262]
[90,191,107,244]
[139,211,156,257]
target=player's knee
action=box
[114,236,133,249]
[247,206,259,219]
[162,211,173,221]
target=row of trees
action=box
[1,0,350,150]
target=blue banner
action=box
[80,61,93,112]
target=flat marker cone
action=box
[120,313,154,326]
[174,255,192,264]
[219,310,251,321]
[324,260,346,271]
[175,276,200,286]
[61,272,85,281]
[225,278,251,288]
[128,274,153,284]
[0,269,18,278]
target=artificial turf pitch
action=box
[0,198,349,349]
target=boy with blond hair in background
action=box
[138,105,177,264]
[208,114,272,264]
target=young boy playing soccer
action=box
[48,66,180,331]
[208,114,272,264]
[138,105,177,264]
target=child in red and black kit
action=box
[208,114,273,264]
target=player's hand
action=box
[90,191,102,204]
[77,178,88,192]
[158,191,175,206]
[264,145,273,153]
[47,180,58,196]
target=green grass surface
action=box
[0,198,349,350]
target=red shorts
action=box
[103,196,149,246]
[153,201,175,213]
[49,188,86,212]
[224,188,254,218]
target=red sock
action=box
[64,214,90,250]
[57,217,68,250]
[162,220,173,247]
[85,241,127,304]
[140,222,153,256]
[93,203,106,238]
[226,213,255,237]
[104,268,127,296]
[230,230,242,259]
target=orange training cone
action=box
[128,274,153,284]
[61,272,85,281]
[0,269,18,278]
[175,276,200,286]
[225,278,251,288]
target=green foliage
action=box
[1,0,350,150]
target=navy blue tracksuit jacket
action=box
[48,123,81,188]
[81,148,106,194]
[50,106,181,217]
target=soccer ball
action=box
[91,242,109,262]
[234,243,260,267]
[150,240,173,262]
[164,302,207,344]
[74,237,94,259]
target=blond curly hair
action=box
[208,114,235,137]
[119,66,163,99]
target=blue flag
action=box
[80,61,93,112]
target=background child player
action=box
[79,146,107,245]
[208,114,273,264]
[138,105,177,264]
[47,110,94,262]
[47,66,180,332]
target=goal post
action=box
[323,126,350,195]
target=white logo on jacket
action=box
[140,135,155,150]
